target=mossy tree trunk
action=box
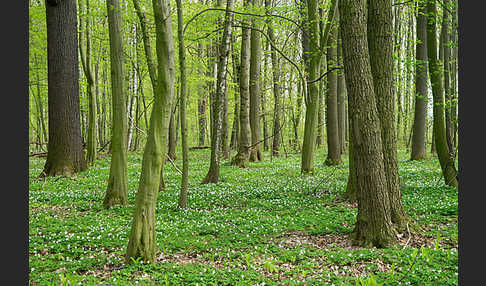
[300,0,322,173]
[42,0,87,177]
[103,0,128,208]
[426,0,458,187]
[126,0,175,263]
[339,0,396,248]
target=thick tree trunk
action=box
[340,0,396,247]
[42,0,87,177]
[367,0,408,229]
[126,0,175,263]
[103,0,128,208]
[426,0,458,187]
[325,12,341,166]
[202,0,235,184]
[411,1,428,160]
[231,0,251,168]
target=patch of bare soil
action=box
[273,231,360,251]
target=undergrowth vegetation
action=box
[29,149,458,285]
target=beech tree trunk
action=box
[126,0,175,263]
[103,0,128,208]
[426,0,458,187]
[42,0,87,177]
[340,0,396,247]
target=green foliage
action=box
[29,149,457,285]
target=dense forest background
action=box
[28,0,461,285]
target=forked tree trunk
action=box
[301,0,337,173]
[340,0,396,247]
[42,0,87,177]
[103,0,128,208]
[126,0,175,263]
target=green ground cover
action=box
[29,149,458,285]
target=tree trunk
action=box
[339,0,396,247]
[103,0,128,208]
[441,0,454,154]
[250,0,264,161]
[231,0,251,168]
[198,45,207,146]
[167,105,177,160]
[126,0,175,263]
[301,0,322,173]
[411,1,428,160]
[337,30,347,155]
[42,0,87,177]
[367,0,408,229]
[267,0,281,157]
[202,0,235,184]
[175,0,189,209]
[325,11,341,166]
[426,0,457,187]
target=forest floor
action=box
[29,148,458,285]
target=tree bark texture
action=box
[43,0,87,177]
[202,0,235,184]
[104,0,128,208]
[411,1,428,160]
[367,0,407,229]
[426,0,458,187]
[339,0,396,247]
[126,0,175,263]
